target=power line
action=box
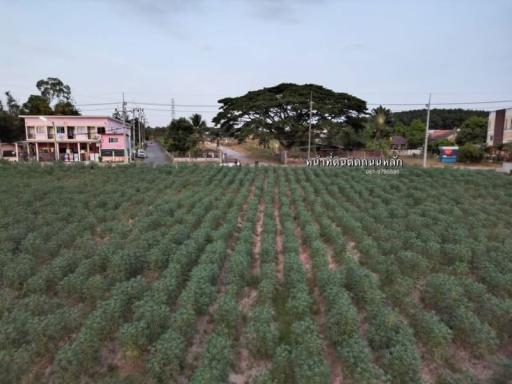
[75,102,121,106]
[367,99,512,107]
[131,101,219,108]
[75,97,512,112]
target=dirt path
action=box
[230,179,270,384]
[274,189,285,282]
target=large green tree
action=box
[213,83,367,149]
[21,77,79,116]
[21,95,53,115]
[164,117,200,154]
[36,77,71,103]
[0,92,24,142]
[1,78,79,142]
[456,116,487,145]
[405,119,426,148]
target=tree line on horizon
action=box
[1,80,489,156]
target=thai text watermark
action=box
[305,155,403,168]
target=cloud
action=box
[91,0,316,24]
[243,0,318,23]
[89,0,203,24]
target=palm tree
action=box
[370,105,393,140]
[190,113,208,144]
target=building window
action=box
[76,126,87,134]
[101,149,125,157]
[87,127,97,139]
[97,127,105,134]
[27,126,35,139]
[36,126,45,134]
[47,126,55,139]
[56,126,65,134]
[108,137,119,143]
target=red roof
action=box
[429,130,455,140]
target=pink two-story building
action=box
[20,115,131,163]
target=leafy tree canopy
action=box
[36,77,71,103]
[404,119,426,149]
[1,78,80,142]
[54,100,80,116]
[21,95,53,115]
[0,92,23,142]
[164,117,201,154]
[213,83,367,149]
[456,116,487,145]
[393,108,487,131]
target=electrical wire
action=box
[76,99,512,108]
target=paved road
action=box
[144,141,169,165]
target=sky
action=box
[1,0,511,126]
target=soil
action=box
[449,345,495,382]
[274,192,285,282]
[346,240,361,262]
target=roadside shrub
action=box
[458,143,484,163]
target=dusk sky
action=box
[1,0,511,126]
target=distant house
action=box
[428,130,456,142]
[487,108,512,146]
[390,135,407,149]
[19,115,132,163]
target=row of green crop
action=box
[49,168,253,382]
[22,166,215,300]
[118,168,250,360]
[314,168,511,357]
[288,168,386,383]
[0,167,228,382]
[297,168,424,383]
[146,169,258,383]
[244,169,280,362]
[189,171,266,383]
[254,169,330,384]
[302,168,452,358]
[327,168,512,299]
[0,165,205,293]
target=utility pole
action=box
[422,93,432,168]
[131,108,135,154]
[171,98,175,121]
[122,92,129,163]
[307,91,313,161]
[137,108,142,148]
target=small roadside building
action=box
[20,115,132,163]
[390,135,407,150]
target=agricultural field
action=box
[0,163,511,384]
